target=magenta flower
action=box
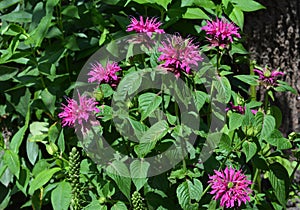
[158,35,203,77]
[58,92,100,133]
[88,61,121,87]
[254,66,284,87]
[208,167,252,208]
[226,102,257,115]
[126,16,165,37]
[202,18,241,48]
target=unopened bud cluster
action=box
[131,191,146,210]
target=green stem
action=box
[200,183,212,198]
[251,167,259,190]
[290,160,300,183]
[263,89,269,112]
[175,102,187,171]
[249,60,256,101]
[219,138,247,170]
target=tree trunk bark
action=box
[244,0,300,135]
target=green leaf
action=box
[242,141,257,162]
[25,0,60,47]
[275,81,297,94]
[270,106,282,128]
[155,0,172,10]
[269,163,290,206]
[48,123,60,143]
[229,113,244,130]
[13,88,31,118]
[111,201,128,210]
[29,167,61,195]
[0,0,20,10]
[266,130,292,150]
[135,120,169,157]
[138,93,162,121]
[130,160,150,191]
[51,182,72,210]
[176,179,203,210]
[229,7,244,30]
[218,133,232,154]
[0,66,18,81]
[106,161,131,201]
[41,88,56,116]
[115,71,142,100]
[61,5,79,19]
[30,122,49,136]
[10,125,27,153]
[231,0,265,12]
[182,8,210,19]
[57,130,65,152]
[0,11,32,23]
[194,91,207,111]
[234,75,258,86]
[259,115,276,141]
[3,150,20,179]
[26,139,39,165]
[230,43,249,55]
[16,167,30,195]
[82,200,103,210]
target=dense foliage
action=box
[0,0,299,209]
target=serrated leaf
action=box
[139,93,162,121]
[234,75,258,86]
[183,8,210,19]
[231,0,265,12]
[229,7,244,30]
[229,113,244,130]
[29,167,61,195]
[115,71,142,100]
[130,160,150,191]
[242,141,257,162]
[266,130,292,150]
[51,182,72,210]
[135,120,168,157]
[260,115,275,141]
[3,150,20,179]
[176,179,203,210]
[106,161,131,201]
[269,163,289,206]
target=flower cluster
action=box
[158,35,203,77]
[209,167,252,208]
[88,61,121,87]
[58,92,100,133]
[226,102,257,114]
[254,66,284,87]
[127,16,165,37]
[202,18,241,48]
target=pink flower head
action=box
[208,167,252,208]
[158,35,203,77]
[254,66,284,87]
[88,61,121,87]
[126,16,165,37]
[202,18,241,48]
[58,92,100,133]
[226,102,257,115]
